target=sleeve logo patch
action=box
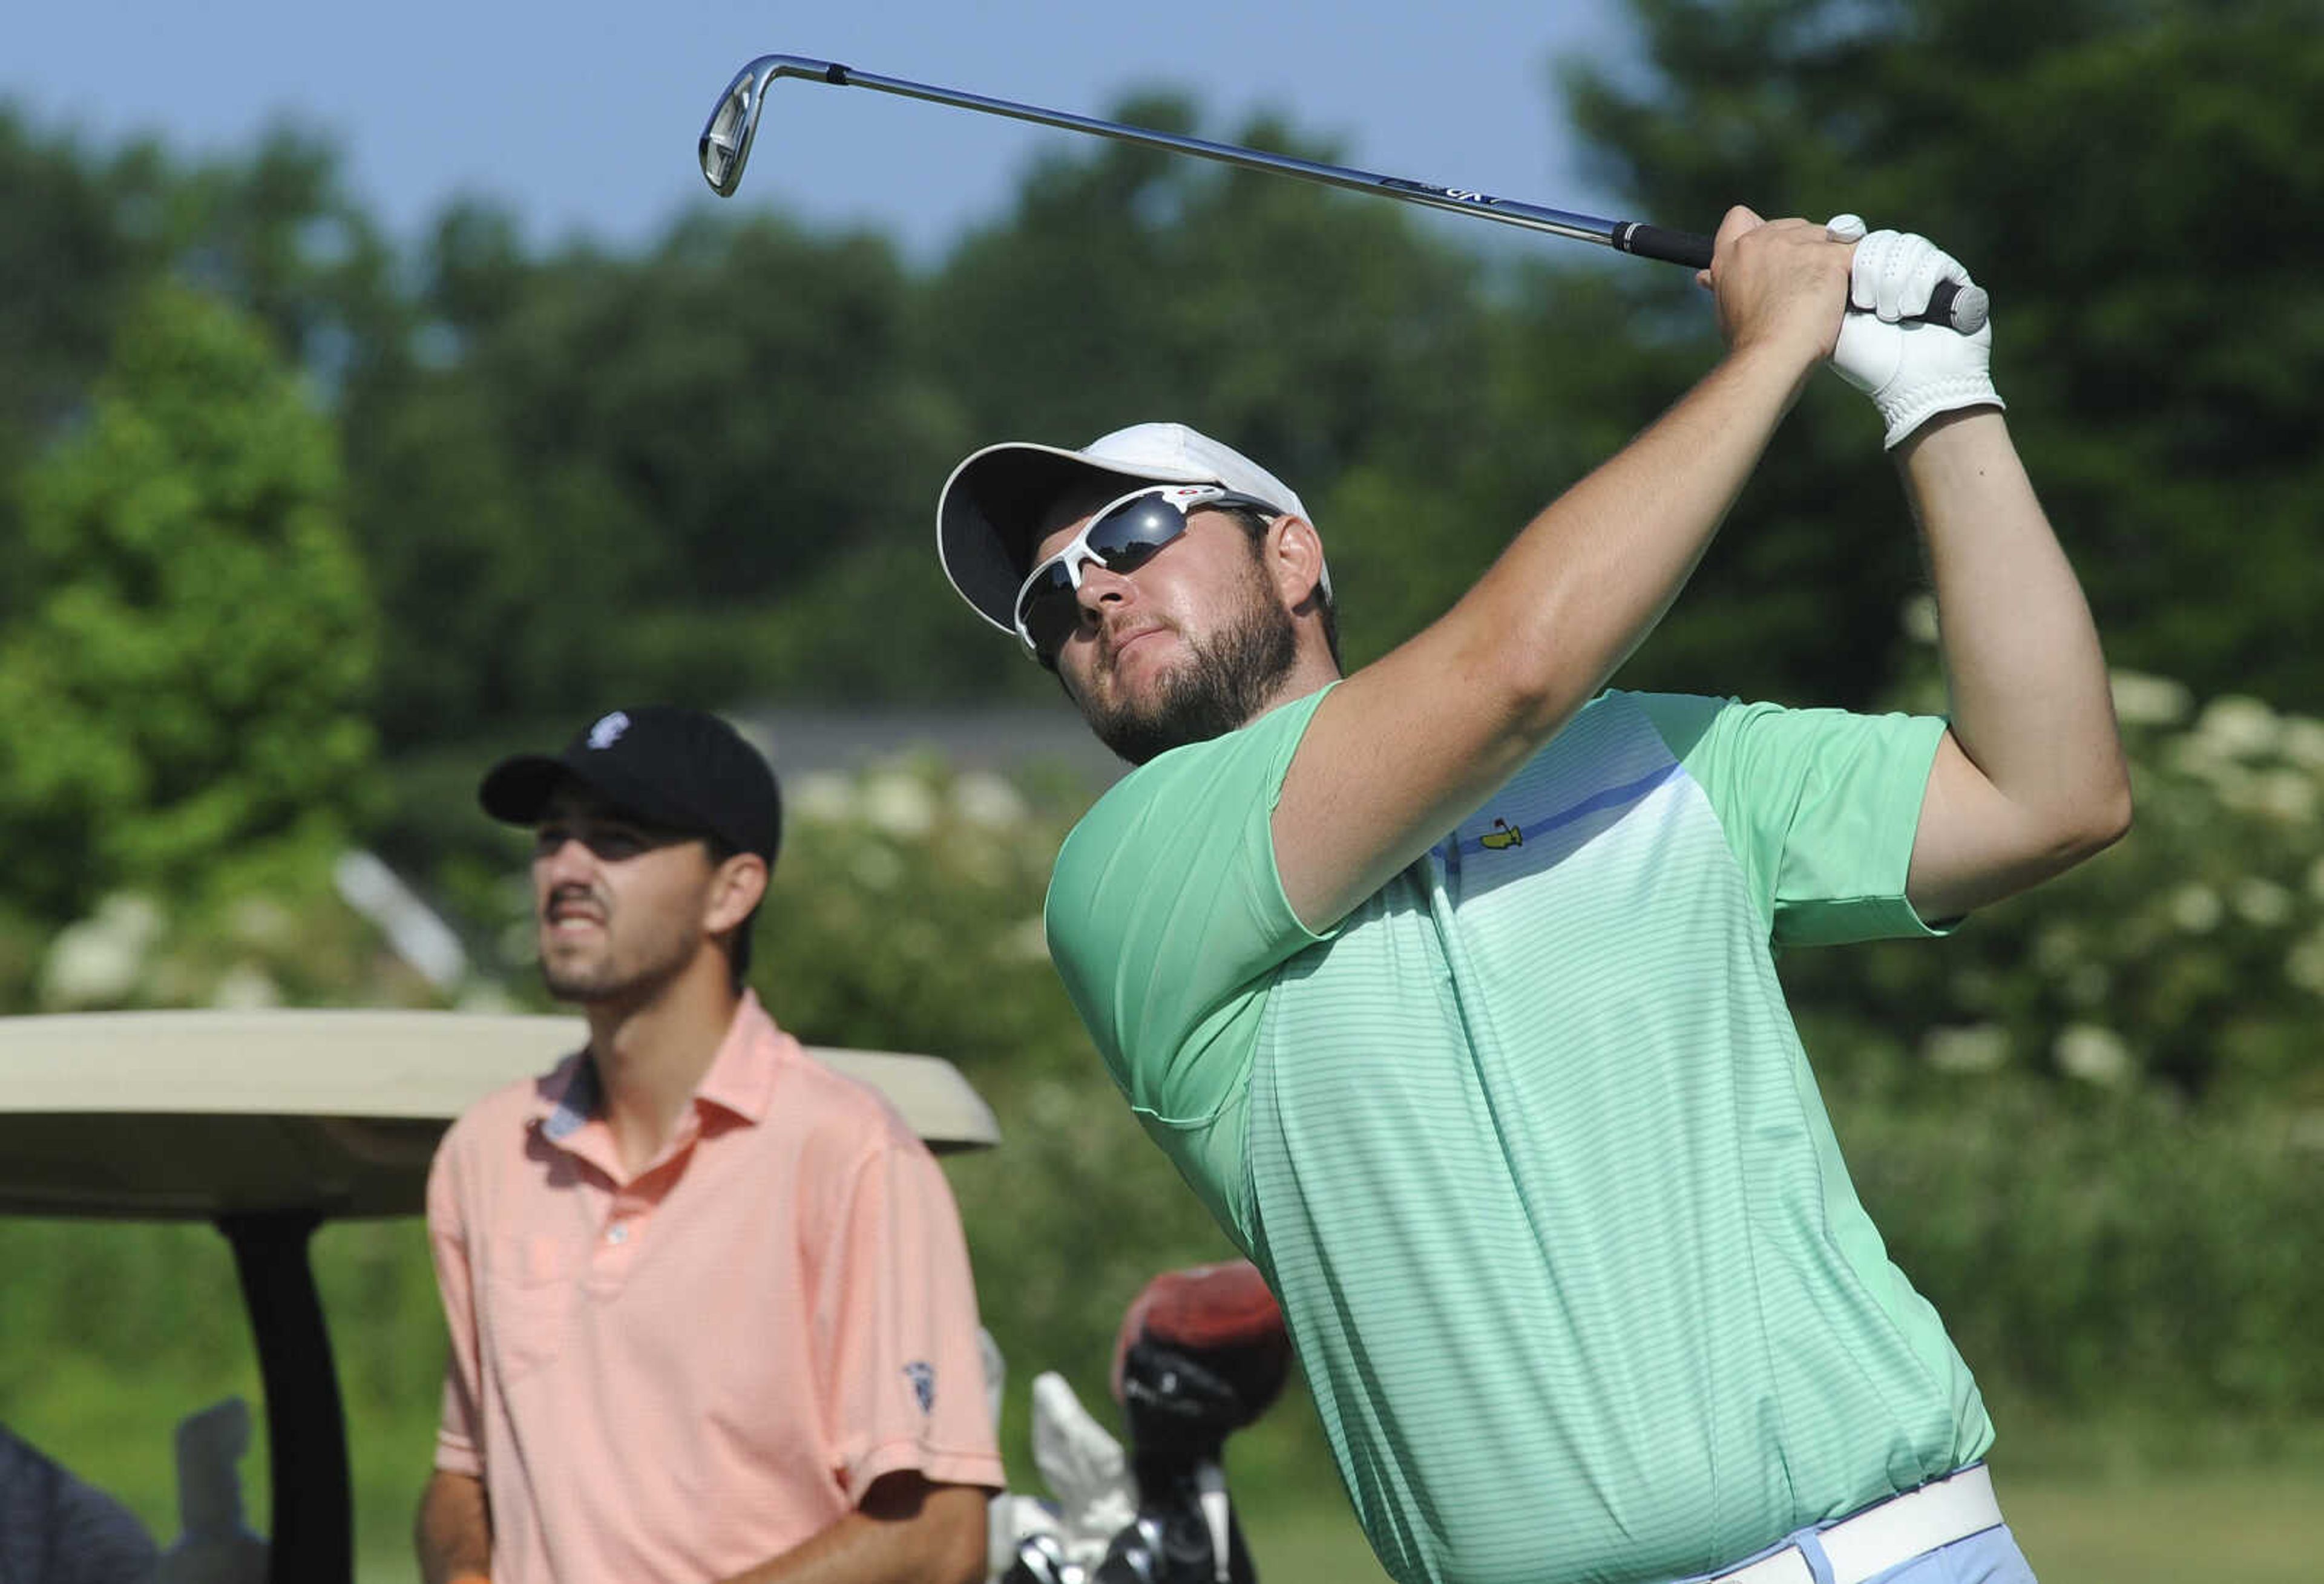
[903,1360,936,1413]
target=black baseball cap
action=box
[478,705,782,865]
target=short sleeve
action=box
[1043,688,1334,1127]
[424,1131,485,1479]
[1632,693,1951,946]
[817,1136,1006,1502]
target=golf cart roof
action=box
[0,1009,1000,1221]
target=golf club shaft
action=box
[701,55,1981,333]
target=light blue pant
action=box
[1863,1526,2035,1584]
[1673,1520,2035,1584]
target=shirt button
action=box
[605,1223,628,1245]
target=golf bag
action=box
[999,1261,1290,1584]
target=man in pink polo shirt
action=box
[417,704,1003,1584]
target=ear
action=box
[703,851,769,937]
[1264,514,1329,614]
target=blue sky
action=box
[4,0,1638,262]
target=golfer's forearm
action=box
[416,1470,493,1584]
[1444,337,1813,732]
[1905,410,2130,840]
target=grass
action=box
[121,1396,2324,1583]
[326,1395,2324,1582]
[1122,1464,2324,1584]
[2001,1468,2323,1584]
[341,1465,2322,1583]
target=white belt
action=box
[1709,1465,2003,1584]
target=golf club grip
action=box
[1615,223,1981,332]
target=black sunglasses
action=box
[1013,483,1280,663]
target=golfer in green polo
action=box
[936,214,2127,1584]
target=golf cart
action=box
[0,1009,1001,1584]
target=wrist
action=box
[1880,378,2004,451]
[1719,334,1822,404]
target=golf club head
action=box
[700,56,842,197]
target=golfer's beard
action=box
[1086,592,1301,765]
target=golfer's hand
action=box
[1826,215,2004,448]
[1702,206,1853,370]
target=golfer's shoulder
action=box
[1056,699,1320,889]
[784,1046,928,1158]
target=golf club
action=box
[698,54,1987,334]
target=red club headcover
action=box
[1109,1260,1290,1424]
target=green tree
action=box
[1557,0,2324,710]
[344,205,955,740]
[0,281,378,920]
[0,113,175,620]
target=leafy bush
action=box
[6,725,2322,1562]
[1785,650,2324,1105]
[1830,1075,2324,1422]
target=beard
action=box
[1083,575,1302,765]
[537,889,698,1006]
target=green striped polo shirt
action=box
[1044,686,1991,1584]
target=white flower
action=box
[210,963,283,1010]
[2167,733,2233,779]
[40,893,166,1009]
[2168,883,2223,934]
[229,898,296,949]
[457,982,520,1014]
[2053,1024,2134,1086]
[953,772,1029,830]
[2108,670,2192,728]
[789,771,856,825]
[1923,1024,2009,1073]
[861,771,939,839]
[2281,717,2324,770]
[2194,695,2280,759]
[2232,878,2295,928]
[2286,931,2324,997]
[2251,769,2319,823]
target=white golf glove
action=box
[1825,214,2003,449]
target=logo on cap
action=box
[586,712,631,751]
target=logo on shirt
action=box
[903,1361,936,1413]
[1480,817,1523,851]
